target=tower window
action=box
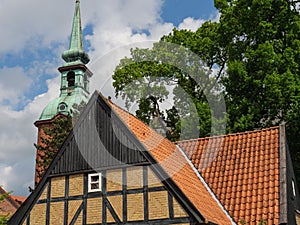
[67,71,75,87]
[58,102,68,113]
[83,74,88,90]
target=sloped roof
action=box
[11,196,26,206]
[0,187,24,216]
[176,127,281,224]
[108,93,235,225]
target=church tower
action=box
[34,0,92,185]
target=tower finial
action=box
[62,0,89,65]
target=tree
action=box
[214,0,300,185]
[112,0,300,184]
[0,190,10,225]
[113,40,225,141]
[215,0,300,132]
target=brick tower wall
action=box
[34,120,53,186]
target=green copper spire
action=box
[38,0,93,121]
[62,0,90,66]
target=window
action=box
[57,102,67,113]
[67,71,75,87]
[83,74,88,90]
[88,173,101,192]
[292,179,296,198]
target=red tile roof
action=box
[11,196,26,206]
[107,96,234,225]
[176,127,281,224]
[0,187,25,217]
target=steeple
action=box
[37,0,93,121]
[34,0,93,185]
[62,0,89,66]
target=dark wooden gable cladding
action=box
[50,92,148,175]
[286,146,300,225]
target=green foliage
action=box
[0,216,7,225]
[0,189,10,225]
[215,0,300,187]
[239,218,267,225]
[112,0,300,184]
[112,40,224,140]
[219,0,300,133]
[258,219,267,225]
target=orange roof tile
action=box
[0,187,24,217]
[176,127,281,225]
[11,196,26,205]
[107,95,234,225]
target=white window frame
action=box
[292,179,296,198]
[88,173,102,192]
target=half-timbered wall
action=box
[24,166,195,225]
[296,212,300,225]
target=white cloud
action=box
[85,0,173,102]
[0,67,32,106]
[148,22,175,39]
[178,17,206,31]
[85,0,165,56]
[0,75,60,195]
[0,0,74,54]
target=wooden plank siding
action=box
[50,96,148,176]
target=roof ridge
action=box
[176,126,280,143]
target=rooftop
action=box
[177,127,281,224]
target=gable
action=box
[50,93,148,175]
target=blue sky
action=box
[162,0,216,24]
[0,0,218,196]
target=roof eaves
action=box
[176,145,237,225]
